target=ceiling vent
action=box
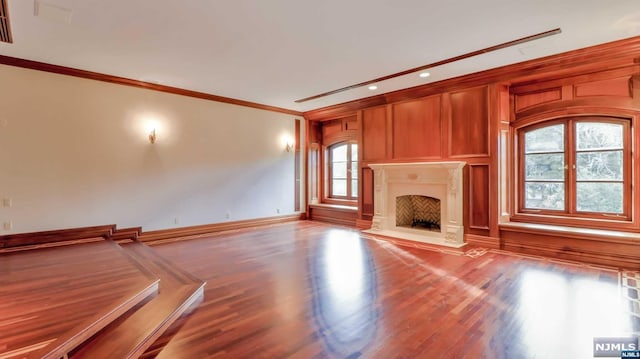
[0,0,12,43]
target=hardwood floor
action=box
[0,240,159,359]
[142,221,638,358]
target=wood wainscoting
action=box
[308,204,358,227]
[500,224,640,269]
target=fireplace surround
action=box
[363,161,466,248]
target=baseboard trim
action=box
[111,227,142,243]
[464,234,501,249]
[138,214,305,244]
[355,219,372,230]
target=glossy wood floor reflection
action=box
[142,221,639,358]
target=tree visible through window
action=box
[521,117,629,217]
[328,142,358,200]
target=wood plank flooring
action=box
[141,221,640,358]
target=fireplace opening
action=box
[395,195,441,232]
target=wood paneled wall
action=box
[356,85,495,236]
[392,96,442,159]
[305,36,640,266]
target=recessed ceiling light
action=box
[419,72,431,78]
[368,85,378,90]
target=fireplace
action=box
[396,195,441,231]
[363,161,466,248]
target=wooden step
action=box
[0,240,160,359]
[70,241,205,359]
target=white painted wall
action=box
[0,65,303,234]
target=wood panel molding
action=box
[295,119,301,212]
[574,76,633,98]
[303,36,640,120]
[514,87,562,112]
[511,67,640,120]
[468,164,490,230]
[361,167,374,218]
[362,106,388,161]
[392,95,442,159]
[0,55,303,116]
[449,86,489,157]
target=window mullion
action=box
[566,120,576,215]
[346,145,352,198]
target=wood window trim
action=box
[325,141,358,202]
[511,113,636,230]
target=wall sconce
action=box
[285,139,294,152]
[148,129,157,144]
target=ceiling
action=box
[1,0,640,112]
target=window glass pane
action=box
[351,144,358,161]
[524,182,565,210]
[332,162,347,179]
[331,144,347,162]
[525,124,564,153]
[525,153,564,180]
[351,161,358,179]
[576,151,622,180]
[576,182,623,213]
[332,180,347,196]
[576,122,623,150]
[351,180,358,197]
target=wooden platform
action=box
[70,241,205,358]
[0,230,205,359]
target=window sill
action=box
[309,203,358,212]
[510,212,635,231]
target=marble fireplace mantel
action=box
[363,161,466,248]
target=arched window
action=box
[327,142,358,200]
[518,116,631,220]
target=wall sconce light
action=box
[148,129,157,144]
[285,139,294,152]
